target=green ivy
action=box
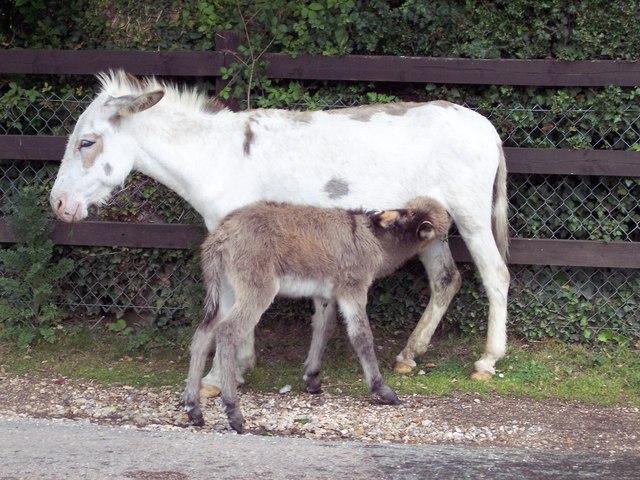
[55,245,205,330]
[0,187,74,347]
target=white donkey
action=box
[50,70,510,392]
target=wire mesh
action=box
[1,88,638,339]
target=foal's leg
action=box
[395,240,461,373]
[202,330,255,396]
[303,297,338,394]
[200,283,253,398]
[215,317,246,433]
[338,292,400,405]
[217,288,277,433]
[183,314,219,426]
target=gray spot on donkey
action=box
[323,177,350,199]
[183,196,452,433]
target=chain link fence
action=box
[1,87,638,341]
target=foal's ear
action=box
[374,210,401,229]
[417,220,436,240]
[104,90,165,120]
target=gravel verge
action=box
[1,372,638,453]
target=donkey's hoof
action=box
[470,369,493,381]
[200,384,221,398]
[394,361,414,374]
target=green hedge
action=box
[3,1,639,59]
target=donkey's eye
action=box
[79,139,96,149]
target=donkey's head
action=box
[50,71,164,222]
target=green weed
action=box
[1,326,638,408]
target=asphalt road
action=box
[1,416,638,480]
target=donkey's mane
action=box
[96,69,227,115]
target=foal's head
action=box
[369,196,452,245]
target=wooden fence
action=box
[1,33,639,269]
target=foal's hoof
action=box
[305,384,323,395]
[382,392,401,405]
[470,369,493,381]
[227,412,245,434]
[394,361,414,374]
[229,418,244,434]
[377,385,401,405]
[200,384,221,398]
[187,408,205,427]
[305,375,323,394]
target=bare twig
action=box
[235,0,276,109]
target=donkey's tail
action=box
[200,237,223,325]
[492,143,510,261]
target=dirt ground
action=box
[1,319,638,454]
[1,371,638,454]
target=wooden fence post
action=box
[215,30,241,111]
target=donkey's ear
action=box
[104,90,164,120]
[417,220,436,240]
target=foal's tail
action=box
[200,237,223,325]
[492,143,510,261]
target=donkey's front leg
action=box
[395,240,461,373]
[338,294,400,405]
[303,297,337,394]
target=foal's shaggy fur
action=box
[184,197,451,433]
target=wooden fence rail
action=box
[1,135,637,177]
[1,39,639,268]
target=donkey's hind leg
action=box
[303,298,338,394]
[458,226,510,379]
[395,239,461,373]
[338,292,399,405]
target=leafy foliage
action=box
[0,187,74,347]
[1,1,638,346]
[208,0,640,60]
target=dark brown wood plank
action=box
[0,135,67,160]
[2,136,639,177]
[0,50,224,76]
[0,220,206,250]
[504,148,640,176]
[51,221,206,249]
[2,49,639,86]
[264,54,640,87]
[0,219,11,243]
[1,219,636,268]
[450,237,640,269]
